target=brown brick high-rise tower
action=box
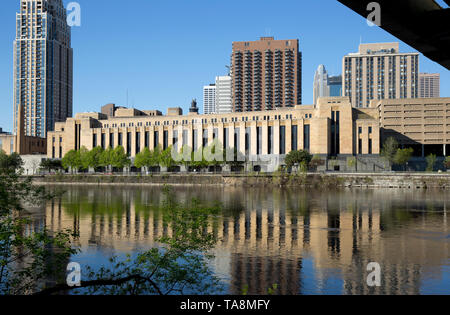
[231,37,302,112]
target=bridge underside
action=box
[338,0,450,70]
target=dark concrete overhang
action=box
[337,0,450,70]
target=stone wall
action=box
[34,172,450,189]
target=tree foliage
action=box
[0,152,77,294]
[84,146,104,169]
[159,146,176,169]
[36,186,223,295]
[445,156,450,170]
[61,150,82,172]
[110,146,131,169]
[394,148,413,170]
[40,159,63,173]
[134,147,161,170]
[426,154,437,172]
[381,137,399,166]
[284,150,313,169]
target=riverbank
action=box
[31,172,450,189]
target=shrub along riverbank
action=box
[32,172,450,189]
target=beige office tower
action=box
[231,37,302,112]
[13,0,73,138]
[419,73,440,98]
[343,43,419,108]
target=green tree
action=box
[1,153,223,295]
[204,142,224,169]
[151,146,162,169]
[40,159,63,173]
[394,148,413,171]
[134,147,152,169]
[100,146,114,171]
[190,148,210,172]
[426,154,437,172]
[86,147,104,170]
[381,137,399,167]
[225,148,245,170]
[444,156,450,170]
[0,153,77,294]
[285,150,312,169]
[0,151,23,171]
[79,146,90,171]
[61,150,82,173]
[110,146,131,170]
[35,186,222,295]
[159,146,177,169]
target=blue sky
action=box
[0,0,448,132]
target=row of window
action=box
[88,125,311,157]
[101,114,314,129]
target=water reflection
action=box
[32,186,450,295]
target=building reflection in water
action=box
[35,186,450,295]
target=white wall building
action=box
[203,84,216,114]
[215,76,232,114]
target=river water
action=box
[34,185,450,295]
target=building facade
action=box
[343,43,419,108]
[0,105,47,155]
[231,37,302,112]
[328,75,342,97]
[373,97,450,157]
[215,76,232,114]
[14,0,73,138]
[47,97,380,171]
[313,65,330,105]
[418,73,440,98]
[203,84,216,114]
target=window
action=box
[257,127,262,155]
[154,131,159,149]
[163,131,168,150]
[172,130,178,152]
[292,125,298,151]
[202,129,208,147]
[101,133,105,149]
[145,131,149,148]
[279,126,286,154]
[268,126,273,154]
[136,132,141,154]
[127,132,132,155]
[245,128,250,154]
[304,125,310,151]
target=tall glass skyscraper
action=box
[13,0,73,138]
[313,65,329,105]
[313,65,342,105]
